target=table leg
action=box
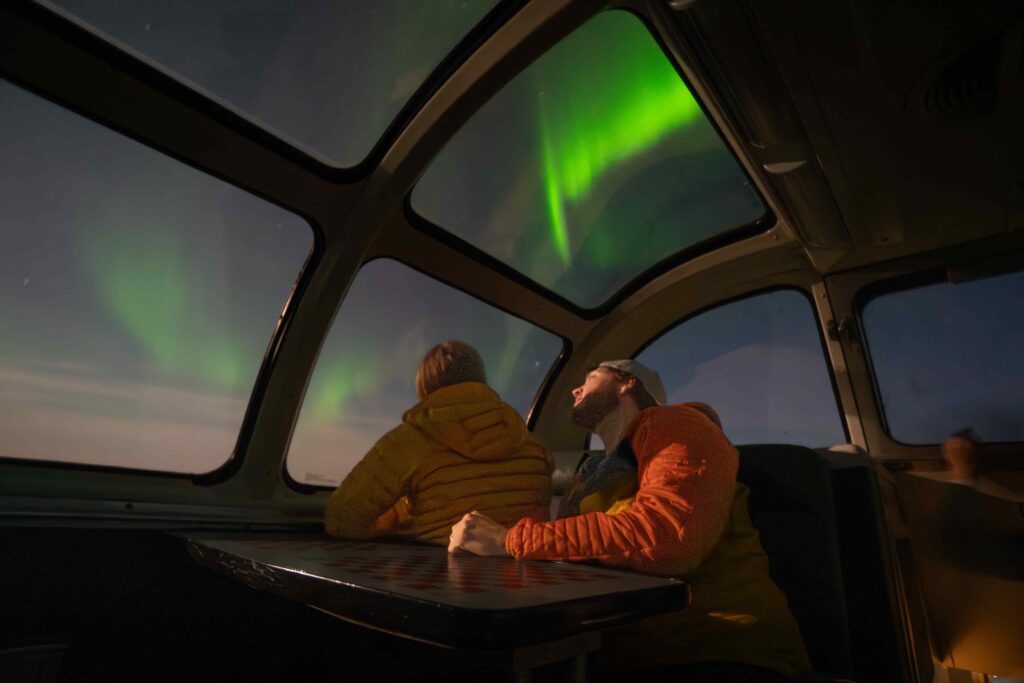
[570,652,587,683]
[511,632,600,682]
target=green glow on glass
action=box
[535,13,704,261]
[83,219,249,391]
[88,227,187,367]
[309,350,381,422]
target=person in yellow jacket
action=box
[324,340,553,544]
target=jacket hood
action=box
[403,382,527,461]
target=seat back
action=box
[736,444,853,678]
[829,451,907,683]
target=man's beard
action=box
[570,386,619,430]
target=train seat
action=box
[737,444,855,681]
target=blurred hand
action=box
[369,496,413,534]
[448,511,510,556]
[942,433,980,481]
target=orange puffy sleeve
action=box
[504,406,738,576]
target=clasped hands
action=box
[447,510,510,556]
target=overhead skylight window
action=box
[412,10,765,308]
[48,0,497,166]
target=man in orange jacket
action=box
[448,360,810,681]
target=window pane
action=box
[635,290,845,447]
[412,10,765,308]
[50,0,497,166]
[861,272,1024,444]
[288,259,563,486]
[0,80,311,474]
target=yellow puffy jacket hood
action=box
[403,383,527,461]
[325,382,553,544]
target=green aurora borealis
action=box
[307,348,382,425]
[413,9,760,307]
[82,212,254,392]
[303,12,704,421]
[535,14,703,265]
[1,8,758,479]
[301,11,739,430]
[306,12,709,423]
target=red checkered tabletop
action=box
[187,534,681,610]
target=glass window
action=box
[861,271,1024,444]
[287,259,563,486]
[411,10,765,308]
[49,0,497,166]
[0,80,311,474]
[633,290,845,447]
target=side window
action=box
[0,80,312,474]
[287,259,563,487]
[860,270,1024,444]
[635,289,845,447]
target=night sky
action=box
[0,79,310,473]
[4,4,1017,480]
[638,290,847,448]
[413,11,764,307]
[54,0,497,165]
[862,272,1024,445]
